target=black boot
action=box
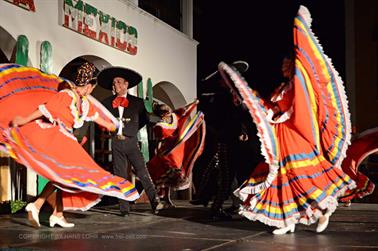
[224,205,239,215]
[119,201,130,217]
[210,207,232,221]
[189,199,209,207]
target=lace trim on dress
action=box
[156,113,178,130]
[62,89,90,128]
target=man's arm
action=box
[138,100,149,129]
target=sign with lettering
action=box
[62,0,138,55]
[4,0,35,12]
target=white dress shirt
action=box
[117,93,127,135]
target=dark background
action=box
[194,0,346,98]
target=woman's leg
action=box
[51,189,64,218]
[25,182,56,227]
[33,182,56,210]
[48,189,75,227]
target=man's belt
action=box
[114,135,129,140]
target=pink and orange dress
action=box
[339,128,377,202]
[147,103,206,192]
[0,63,139,210]
[219,6,355,228]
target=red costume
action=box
[0,64,139,210]
[147,102,206,192]
[339,128,377,202]
[220,6,355,228]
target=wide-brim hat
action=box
[202,60,249,82]
[97,66,142,90]
[231,60,249,73]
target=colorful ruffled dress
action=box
[339,128,377,202]
[147,102,206,191]
[219,6,355,228]
[0,63,139,210]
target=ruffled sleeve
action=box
[85,100,99,122]
[271,82,294,113]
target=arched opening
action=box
[0,26,15,63]
[0,50,9,63]
[152,81,187,109]
[0,26,32,66]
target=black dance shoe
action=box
[119,204,130,217]
[120,210,130,217]
[210,208,233,221]
[224,205,239,215]
[189,199,209,207]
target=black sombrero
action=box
[202,60,249,82]
[97,66,142,90]
[231,60,249,73]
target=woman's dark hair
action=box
[153,103,172,117]
[58,80,73,91]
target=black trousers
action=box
[212,143,233,210]
[112,136,157,212]
[194,142,233,209]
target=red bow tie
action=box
[112,96,129,108]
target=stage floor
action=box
[1,201,377,250]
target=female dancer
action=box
[219,6,355,234]
[148,101,205,207]
[0,62,139,227]
[339,127,377,205]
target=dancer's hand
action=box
[94,117,117,132]
[10,110,43,127]
[239,133,249,142]
[103,122,117,132]
[108,124,117,132]
[11,116,27,127]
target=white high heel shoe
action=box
[25,203,40,228]
[344,201,352,207]
[49,215,75,228]
[316,214,329,233]
[272,224,295,235]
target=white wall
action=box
[0,0,198,100]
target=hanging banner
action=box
[4,0,35,12]
[62,0,138,55]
